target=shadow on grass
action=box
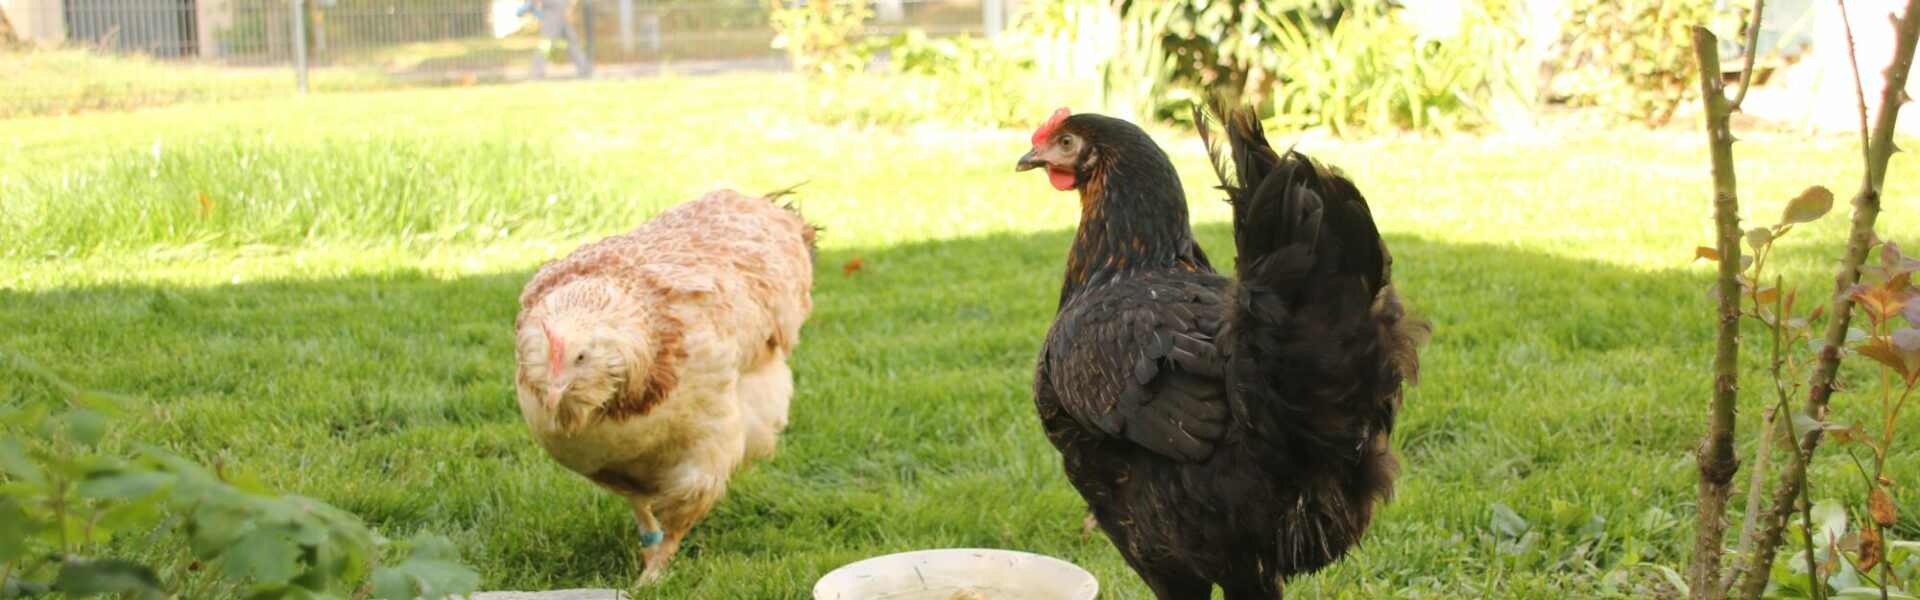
[0,224,1744,597]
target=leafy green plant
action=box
[1550,0,1737,125]
[0,350,479,599]
[765,0,871,76]
[1258,0,1521,135]
[801,30,1093,128]
[1807,239,1920,599]
[1486,501,1690,596]
[1075,0,1521,134]
[1683,1,1920,596]
[1761,499,1920,599]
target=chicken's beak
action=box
[1016,148,1047,172]
[544,381,569,411]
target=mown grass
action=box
[3,76,1920,598]
[0,48,400,118]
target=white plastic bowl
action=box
[812,548,1099,600]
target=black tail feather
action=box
[1198,100,1429,575]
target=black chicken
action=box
[1015,103,1427,599]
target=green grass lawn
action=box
[4,76,1920,598]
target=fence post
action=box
[290,0,309,93]
[581,0,595,77]
[983,0,1004,39]
[619,0,634,53]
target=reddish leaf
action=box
[1810,303,1827,323]
[1696,246,1721,262]
[1856,339,1907,373]
[1828,426,1855,445]
[1780,185,1835,225]
[1870,487,1898,527]
[1754,287,1780,304]
[842,255,864,277]
[1852,285,1904,320]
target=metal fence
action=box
[0,0,1000,115]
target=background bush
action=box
[1547,0,1735,126]
[965,0,1525,135]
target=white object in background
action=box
[618,0,634,53]
[813,549,1098,600]
[490,0,527,39]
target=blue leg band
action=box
[640,531,665,548]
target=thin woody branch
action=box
[1688,25,1747,600]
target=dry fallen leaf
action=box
[1857,525,1883,574]
[842,255,864,277]
[1870,486,1898,527]
[197,193,215,220]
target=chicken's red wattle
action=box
[1048,167,1075,191]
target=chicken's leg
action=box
[639,492,720,584]
[626,498,670,585]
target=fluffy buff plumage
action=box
[512,188,815,584]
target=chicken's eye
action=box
[574,352,587,364]
[1058,136,1073,149]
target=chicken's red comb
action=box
[1031,107,1071,146]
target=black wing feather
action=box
[1040,275,1233,462]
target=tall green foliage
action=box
[1029,0,1523,134]
[0,350,479,600]
[1551,0,1732,126]
[766,0,872,76]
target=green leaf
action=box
[363,534,481,600]
[1651,564,1689,596]
[1489,503,1529,539]
[54,558,167,600]
[94,493,167,536]
[369,567,413,600]
[404,533,461,561]
[188,501,250,558]
[79,470,173,500]
[1836,588,1920,599]
[1780,185,1835,225]
[0,496,44,562]
[1809,499,1848,546]
[0,437,44,485]
[391,559,480,600]
[58,409,109,446]
[222,526,303,585]
[1791,413,1825,439]
[1746,227,1773,252]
